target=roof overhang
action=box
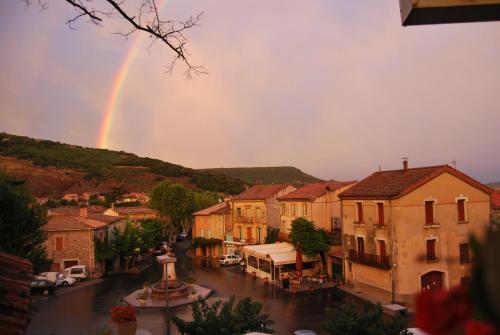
[400,0,500,26]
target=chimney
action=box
[80,205,88,218]
[402,157,409,171]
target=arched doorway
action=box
[421,271,444,291]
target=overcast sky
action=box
[1,1,499,182]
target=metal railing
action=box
[348,249,391,270]
[234,216,265,224]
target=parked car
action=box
[56,274,76,287]
[220,254,242,266]
[294,331,318,335]
[62,265,87,280]
[30,278,56,295]
[35,272,59,283]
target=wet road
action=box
[27,240,349,335]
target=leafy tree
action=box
[112,221,143,270]
[193,190,220,212]
[88,194,106,206]
[140,218,164,250]
[323,302,408,335]
[150,181,195,241]
[289,217,330,269]
[265,227,279,244]
[0,172,49,273]
[172,296,274,335]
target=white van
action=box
[35,272,59,283]
[62,265,88,280]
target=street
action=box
[27,239,349,335]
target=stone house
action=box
[43,207,122,276]
[104,206,158,222]
[338,161,492,306]
[192,202,232,258]
[230,184,296,245]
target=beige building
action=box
[230,184,296,245]
[338,162,492,306]
[104,206,158,221]
[44,206,122,276]
[278,181,356,234]
[192,202,232,257]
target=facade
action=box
[43,206,122,276]
[62,193,79,202]
[278,181,356,233]
[230,184,296,245]
[104,206,158,221]
[492,190,500,227]
[120,192,150,204]
[338,162,492,306]
[192,202,232,258]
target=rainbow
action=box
[97,0,167,149]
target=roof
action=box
[243,242,317,266]
[232,184,291,201]
[0,252,32,335]
[111,206,157,215]
[339,165,493,200]
[49,207,119,223]
[279,181,356,201]
[492,191,500,209]
[193,202,230,216]
[44,215,114,231]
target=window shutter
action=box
[55,237,63,251]
[457,199,465,222]
[425,201,434,225]
[377,203,384,225]
[379,240,386,257]
[357,203,363,223]
[426,239,436,261]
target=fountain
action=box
[150,253,189,300]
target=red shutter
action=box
[357,203,363,223]
[377,203,384,225]
[357,237,365,256]
[379,240,386,258]
[426,240,436,261]
[55,237,63,251]
[457,199,465,222]
[425,201,434,225]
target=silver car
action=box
[219,254,241,266]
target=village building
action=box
[338,161,493,306]
[120,192,150,204]
[229,184,296,245]
[104,206,158,221]
[192,202,232,257]
[43,206,122,276]
[62,193,79,202]
[278,181,356,279]
[492,190,500,227]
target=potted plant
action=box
[110,305,137,335]
[137,291,148,306]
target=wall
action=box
[44,229,95,273]
[232,200,268,244]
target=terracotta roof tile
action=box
[112,206,157,215]
[492,191,500,209]
[232,184,291,200]
[339,165,492,200]
[279,181,356,201]
[194,202,230,216]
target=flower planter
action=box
[116,322,137,335]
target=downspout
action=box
[390,199,396,304]
[89,228,93,276]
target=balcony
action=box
[424,223,440,229]
[353,221,365,227]
[348,249,391,270]
[234,216,265,224]
[374,223,387,229]
[232,237,258,245]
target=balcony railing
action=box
[234,216,265,224]
[232,237,258,244]
[348,249,391,270]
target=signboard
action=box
[400,0,500,25]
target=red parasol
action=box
[296,242,303,280]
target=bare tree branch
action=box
[23,0,206,77]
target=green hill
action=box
[198,166,324,185]
[0,132,245,195]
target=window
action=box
[207,229,212,238]
[426,239,437,261]
[425,201,435,225]
[291,203,296,216]
[303,203,309,216]
[55,236,64,251]
[457,199,466,222]
[281,203,286,215]
[256,207,262,218]
[245,207,251,217]
[377,203,384,225]
[236,208,242,217]
[459,243,470,264]
[200,229,205,238]
[357,237,365,257]
[356,202,363,223]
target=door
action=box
[63,260,78,269]
[247,227,252,243]
[421,271,444,291]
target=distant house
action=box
[338,161,492,306]
[192,202,232,257]
[62,193,79,202]
[35,197,49,205]
[278,181,356,233]
[230,184,296,245]
[81,191,100,201]
[44,206,122,276]
[120,192,150,204]
[104,206,158,221]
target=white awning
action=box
[243,242,317,266]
